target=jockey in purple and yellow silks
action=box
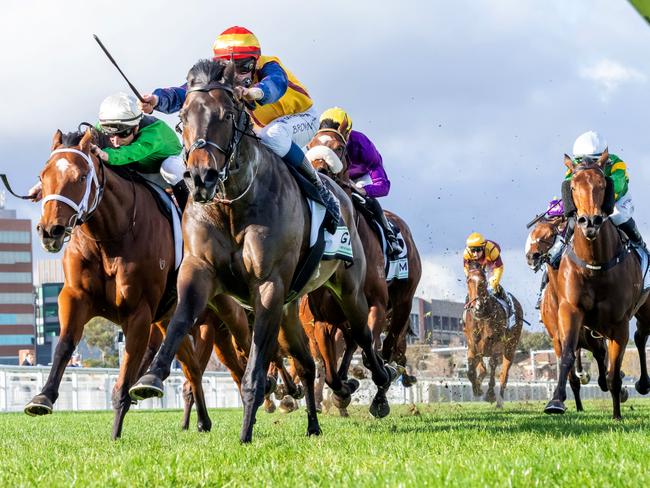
[138,26,339,221]
[317,107,402,256]
[463,232,505,299]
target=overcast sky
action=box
[2,0,650,328]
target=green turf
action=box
[1,400,650,487]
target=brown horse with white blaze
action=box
[27,127,249,439]
[129,60,392,442]
[547,151,650,418]
[303,122,421,414]
[464,262,523,406]
[526,216,609,411]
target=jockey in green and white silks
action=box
[564,131,646,249]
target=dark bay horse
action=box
[28,128,249,439]
[464,262,523,407]
[303,125,422,415]
[526,216,609,411]
[547,152,650,418]
[129,60,391,442]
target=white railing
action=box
[0,364,641,413]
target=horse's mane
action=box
[187,59,228,87]
[60,131,85,147]
[467,261,484,273]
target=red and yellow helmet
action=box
[212,26,261,60]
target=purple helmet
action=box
[546,198,564,218]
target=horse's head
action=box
[305,118,350,179]
[181,59,246,203]
[37,128,101,252]
[525,217,565,270]
[565,150,614,241]
[465,262,490,317]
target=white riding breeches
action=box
[256,107,319,157]
[611,191,634,226]
[160,155,185,186]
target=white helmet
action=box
[572,131,607,159]
[98,92,143,133]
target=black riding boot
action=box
[297,157,340,233]
[365,197,402,257]
[172,181,189,211]
[618,218,647,250]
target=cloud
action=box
[579,59,647,100]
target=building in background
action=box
[34,259,64,365]
[410,297,465,346]
[0,199,35,364]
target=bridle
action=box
[526,223,564,272]
[315,128,348,160]
[41,147,105,237]
[182,82,258,203]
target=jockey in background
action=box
[138,25,339,222]
[463,232,506,301]
[533,197,567,309]
[28,93,189,210]
[318,107,402,257]
[564,130,646,250]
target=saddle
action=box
[492,289,517,330]
[286,165,338,234]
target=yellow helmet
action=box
[320,107,353,139]
[466,232,486,248]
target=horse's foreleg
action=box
[25,288,91,416]
[496,353,514,409]
[545,303,581,415]
[485,355,498,404]
[314,320,352,408]
[634,325,650,395]
[179,322,212,430]
[111,307,152,440]
[176,333,212,433]
[607,329,629,420]
[381,300,410,365]
[466,352,482,398]
[240,280,284,443]
[130,261,215,400]
[336,327,356,381]
[568,366,584,412]
[211,321,246,391]
[278,301,321,436]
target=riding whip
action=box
[0,174,31,200]
[93,34,145,102]
[526,199,562,229]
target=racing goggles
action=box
[469,246,484,253]
[101,125,135,137]
[234,57,256,74]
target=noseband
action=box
[42,147,105,235]
[182,83,252,195]
[315,128,348,159]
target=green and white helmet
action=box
[98,92,143,134]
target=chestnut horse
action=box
[130,60,392,442]
[464,262,523,406]
[27,128,250,439]
[303,123,422,415]
[526,216,609,410]
[547,152,650,418]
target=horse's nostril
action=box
[203,168,219,184]
[593,215,603,226]
[577,216,587,226]
[49,225,65,239]
[532,252,541,261]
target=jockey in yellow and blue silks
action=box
[139,26,339,222]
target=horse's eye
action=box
[225,112,234,121]
[80,175,87,182]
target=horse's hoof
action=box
[197,420,212,433]
[306,425,322,437]
[264,400,276,414]
[344,379,360,394]
[485,390,497,403]
[402,374,418,387]
[369,397,390,419]
[129,375,164,401]
[265,376,277,396]
[292,385,305,400]
[279,396,298,414]
[339,407,350,417]
[350,365,367,380]
[635,378,650,395]
[333,392,351,409]
[579,373,591,385]
[544,399,566,415]
[273,383,286,400]
[24,395,53,416]
[598,377,609,392]
[620,387,629,403]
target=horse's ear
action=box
[223,61,236,87]
[598,148,609,168]
[79,128,93,153]
[564,154,574,173]
[51,130,63,150]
